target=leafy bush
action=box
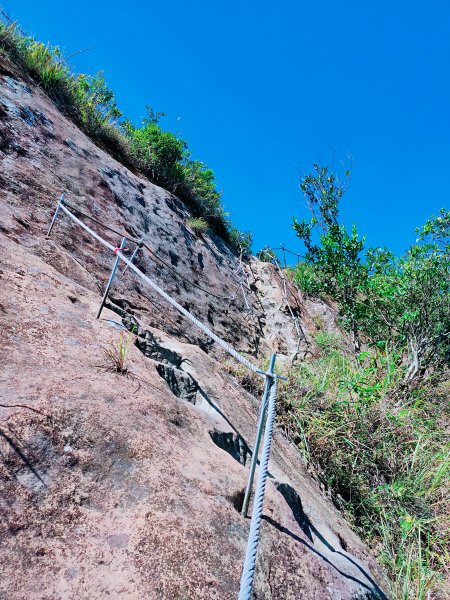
[186,217,208,235]
[293,164,449,383]
[293,164,366,351]
[256,246,277,262]
[228,227,253,258]
[121,108,185,179]
[292,261,321,295]
[0,20,251,255]
[361,211,450,382]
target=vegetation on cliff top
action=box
[0,20,252,255]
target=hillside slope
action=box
[0,53,388,599]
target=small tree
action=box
[363,209,450,382]
[293,164,366,351]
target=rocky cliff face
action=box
[0,53,388,599]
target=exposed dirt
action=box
[0,52,389,599]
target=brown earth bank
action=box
[0,52,389,599]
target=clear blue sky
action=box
[3,1,449,256]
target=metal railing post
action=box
[241,353,276,517]
[96,236,127,319]
[46,193,64,237]
[122,239,142,274]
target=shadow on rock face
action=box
[209,429,250,466]
[155,363,198,404]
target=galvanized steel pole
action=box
[96,236,127,319]
[46,193,64,237]
[123,240,142,274]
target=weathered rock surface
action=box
[0,53,389,599]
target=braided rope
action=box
[238,377,278,600]
[57,203,265,377]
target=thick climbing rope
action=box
[238,376,278,600]
[52,201,287,597]
[57,203,266,378]
[62,199,239,303]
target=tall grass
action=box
[278,336,449,599]
[0,20,252,255]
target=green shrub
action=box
[228,227,253,258]
[121,108,185,178]
[289,167,449,597]
[282,257,449,599]
[178,160,228,229]
[186,217,208,235]
[256,246,277,262]
[294,163,449,382]
[293,164,366,351]
[293,262,322,295]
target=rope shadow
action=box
[268,481,388,599]
[0,428,47,486]
[262,514,388,599]
[197,386,252,455]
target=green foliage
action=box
[186,216,208,235]
[293,164,449,382]
[122,108,185,178]
[0,21,250,254]
[178,159,228,229]
[278,349,449,599]
[72,72,122,133]
[256,246,277,262]
[228,227,253,258]
[292,262,321,295]
[288,163,449,597]
[361,209,450,381]
[293,164,366,350]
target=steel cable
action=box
[238,377,278,600]
[57,203,266,377]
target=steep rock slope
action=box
[0,53,388,599]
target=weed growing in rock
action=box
[186,217,208,236]
[102,331,135,374]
